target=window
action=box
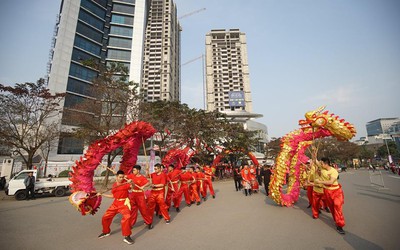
[76,22,103,43]
[111,14,134,25]
[57,133,84,154]
[15,172,30,180]
[66,77,93,97]
[71,48,100,64]
[113,3,135,14]
[110,25,133,36]
[78,9,104,30]
[107,49,131,61]
[69,63,97,81]
[64,93,87,108]
[81,0,106,19]
[108,37,132,48]
[74,35,101,55]
[116,0,135,3]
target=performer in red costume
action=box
[176,167,193,208]
[126,165,153,229]
[315,157,346,235]
[202,165,216,200]
[304,162,313,208]
[98,170,135,245]
[165,164,182,212]
[147,163,171,224]
[188,167,201,205]
[249,165,259,193]
[195,166,206,200]
[241,165,252,196]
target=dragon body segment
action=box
[269,106,356,206]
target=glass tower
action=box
[47,0,149,156]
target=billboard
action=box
[228,91,245,107]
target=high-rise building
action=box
[141,0,181,102]
[205,29,268,150]
[205,29,252,113]
[46,0,181,160]
[366,118,400,144]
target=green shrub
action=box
[58,170,72,177]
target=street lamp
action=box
[376,134,393,164]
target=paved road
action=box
[0,169,399,250]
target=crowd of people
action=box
[232,164,273,196]
[97,163,216,245]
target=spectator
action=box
[24,172,35,200]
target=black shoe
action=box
[196,202,200,206]
[187,204,191,207]
[158,214,162,219]
[307,204,311,208]
[336,226,345,235]
[176,207,180,213]
[203,197,206,201]
[325,207,330,213]
[318,210,321,214]
[123,236,134,245]
[147,224,153,230]
[98,232,110,239]
[212,195,215,199]
[165,220,170,224]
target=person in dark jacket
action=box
[24,172,35,200]
[233,166,242,191]
[263,165,272,196]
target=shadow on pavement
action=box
[343,231,384,250]
[357,192,400,204]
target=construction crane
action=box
[181,55,203,67]
[181,55,206,109]
[178,8,206,31]
[178,8,206,19]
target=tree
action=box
[138,100,260,164]
[315,138,359,164]
[68,62,141,185]
[0,79,64,169]
[265,137,282,161]
[377,141,400,161]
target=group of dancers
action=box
[301,157,346,234]
[97,163,216,245]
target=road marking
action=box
[388,175,400,179]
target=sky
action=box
[0,0,399,139]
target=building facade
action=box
[366,118,400,144]
[205,29,252,113]
[141,0,181,102]
[205,29,268,152]
[46,0,181,161]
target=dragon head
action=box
[299,106,356,141]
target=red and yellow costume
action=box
[189,171,200,203]
[310,170,326,218]
[196,171,206,198]
[147,172,170,221]
[101,181,132,237]
[176,171,192,206]
[166,168,182,209]
[321,167,345,227]
[203,166,215,197]
[126,173,152,226]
